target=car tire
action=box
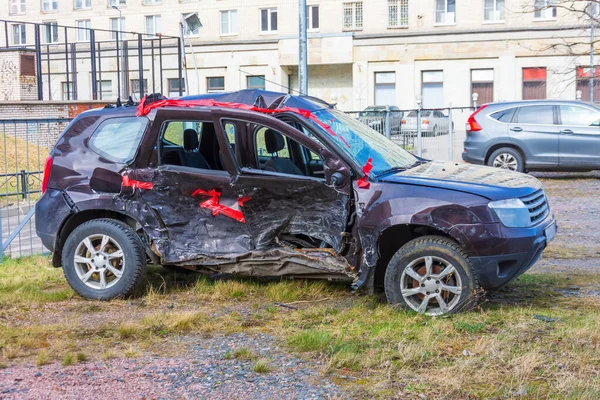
[487,147,525,172]
[384,236,480,316]
[62,218,146,301]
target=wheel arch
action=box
[52,209,140,267]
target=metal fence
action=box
[1,19,183,102]
[0,119,70,260]
[346,106,475,162]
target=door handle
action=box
[510,127,523,132]
[560,129,573,135]
[153,185,173,191]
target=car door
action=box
[557,104,600,169]
[214,111,353,253]
[134,109,251,264]
[507,104,559,168]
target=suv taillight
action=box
[41,155,53,194]
[466,104,489,132]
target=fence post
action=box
[177,37,183,96]
[90,29,98,100]
[20,170,27,199]
[0,207,3,262]
[448,105,454,161]
[34,24,43,100]
[385,105,391,139]
[138,34,144,99]
[417,108,423,158]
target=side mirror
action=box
[330,172,345,188]
[90,168,123,193]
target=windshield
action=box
[311,109,418,175]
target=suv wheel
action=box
[62,218,146,300]
[488,147,524,172]
[384,236,480,316]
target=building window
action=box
[42,0,58,12]
[76,20,91,42]
[43,22,59,43]
[207,77,225,92]
[522,67,547,100]
[131,79,148,96]
[247,76,266,90]
[422,71,444,109]
[484,0,504,21]
[471,69,494,104]
[307,5,319,30]
[343,2,363,30]
[182,13,201,37]
[110,17,125,40]
[74,0,91,10]
[97,80,112,99]
[388,0,408,27]
[534,0,557,19]
[61,82,74,100]
[10,0,26,14]
[260,8,278,33]
[435,0,456,24]
[575,67,600,102]
[375,72,396,106]
[109,0,126,6]
[12,24,26,46]
[143,0,162,4]
[220,10,238,35]
[168,78,186,97]
[145,15,162,36]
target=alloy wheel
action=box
[73,234,125,290]
[493,153,518,171]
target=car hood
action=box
[378,161,543,200]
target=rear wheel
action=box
[488,147,525,172]
[62,218,146,300]
[384,236,480,316]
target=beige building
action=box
[2,0,597,110]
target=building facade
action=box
[2,0,597,110]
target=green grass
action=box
[1,256,600,398]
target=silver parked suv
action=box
[462,100,600,172]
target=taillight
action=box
[401,119,406,124]
[466,104,489,132]
[422,119,429,125]
[41,155,53,193]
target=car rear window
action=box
[515,106,554,125]
[89,117,148,163]
[490,108,516,123]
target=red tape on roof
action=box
[136,96,350,148]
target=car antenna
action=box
[116,97,122,108]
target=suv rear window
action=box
[490,108,516,123]
[89,117,148,163]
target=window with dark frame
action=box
[168,78,186,97]
[247,76,266,90]
[307,5,319,30]
[43,22,59,43]
[575,66,600,102]
[131,79,148,95]
[260,8,278,32]
[522,67,547,100]
[207,77,225,92]
[12,24,26,46]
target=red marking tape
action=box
[356,158,373,189]
[122,175,153,190]
[192,189,249,224]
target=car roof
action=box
[484,100,599,109]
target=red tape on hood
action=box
[356,158,373,189]
[137,96,350,148]
[192,189,249,224]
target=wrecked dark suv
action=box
[35,90,557,315]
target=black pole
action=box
[151,39,156,94]
[4,21,8,48]
[97,42,102,100]
[34,24,43,100]
[71,43,77,100]
[64,27,70,100]
[123,40,129,96]
[159,36,163,94]
[115,31,121,100]
[177,37,183,96]
[90,29,97,100]
[46,44,51,100]
[137,34,144,99]
[20,170,26,200]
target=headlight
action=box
[488,198,531,228]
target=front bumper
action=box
[451,214,557,289]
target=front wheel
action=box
[62,218,146,300]
[384,236,480,316]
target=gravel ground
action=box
[0,334,345,400]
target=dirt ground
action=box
[0,172,599,400]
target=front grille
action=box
[520,189,549,225]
